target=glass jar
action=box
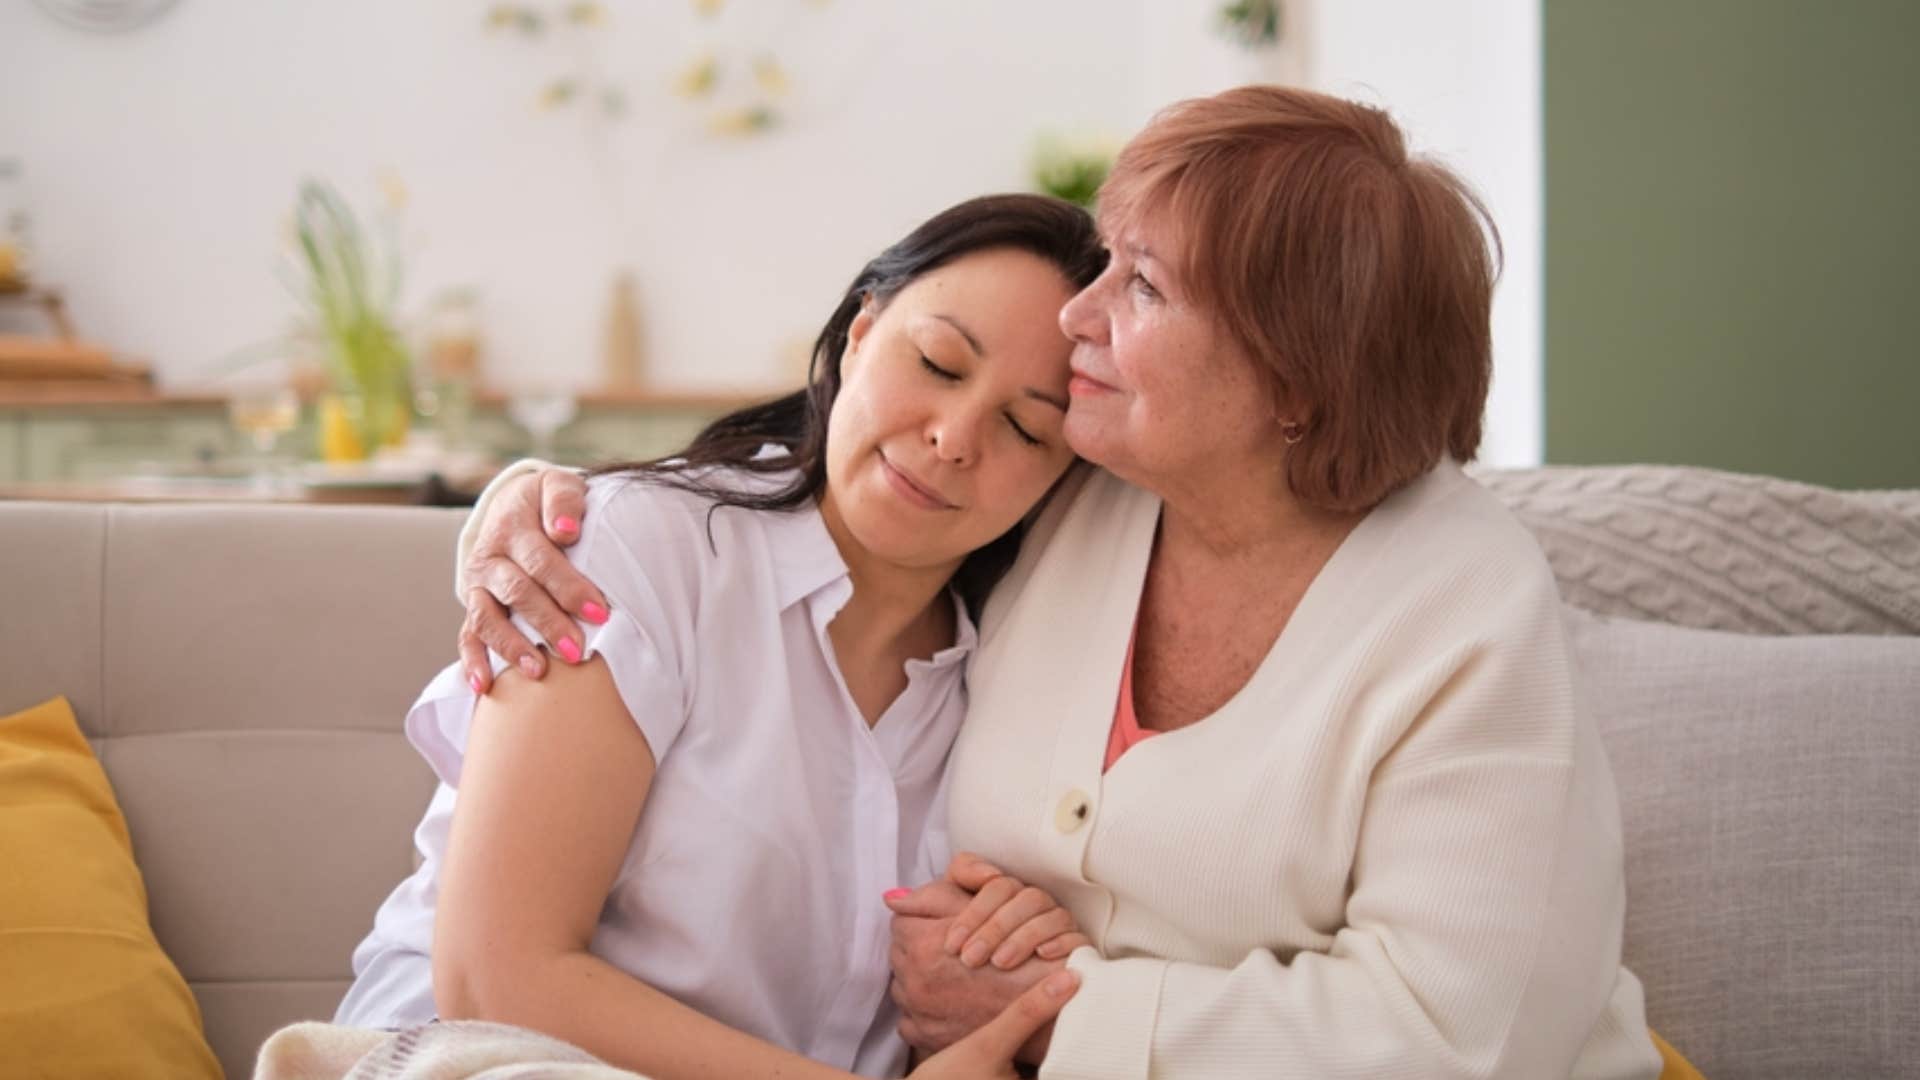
[0,158,30,290]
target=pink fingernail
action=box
[581,601,609,625]
[883,888,912,901]
[553,515,579,534]
[468,671,485,695]
[556,638,582,664]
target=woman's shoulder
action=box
[1371,460,1559,590]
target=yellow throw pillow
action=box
[1654,1029,1707,1079]
[0,697,221,1079]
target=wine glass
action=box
[227,381,301,492]
[506,389,579,462]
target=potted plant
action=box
[287,179,413,461]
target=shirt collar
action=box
[761,498,978,671]
[915,592,978,671]
[762,495,852,613]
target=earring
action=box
[1279,419,1304,445]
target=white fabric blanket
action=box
[253,1020,648,1080]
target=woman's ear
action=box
[844,304,877,367]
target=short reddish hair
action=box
[1100,85,1499,512]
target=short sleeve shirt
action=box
[335,470,975,1077]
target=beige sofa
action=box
[2,465,1916,1079]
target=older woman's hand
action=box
[887,874,1068,1063]
[936,852,1090,968]
[459,466,607,694]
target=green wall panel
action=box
[1545,0,1920,488]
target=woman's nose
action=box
[1058,277,1108,344]
[926,404,982,467]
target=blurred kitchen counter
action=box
[0,384,784,498]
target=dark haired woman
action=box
[335,194,1106,1080]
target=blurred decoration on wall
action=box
[601,268,645,391]
[484,0,831,139]
[1030,135,1117,210]
[487,3,628,119]
[29,0,181,33]
[284,178,415,462]
[1217,0,1283,48]
[480,0,854,396]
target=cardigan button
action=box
[1054,789,1092,834]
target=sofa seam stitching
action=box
[99,505,111,746]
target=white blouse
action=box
[336,469,974,1078]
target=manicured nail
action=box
[1044,971,1079,997]
[1037,941,1065,959]
[581,601,609,625]
[518,654,542,679]
[468,671,485,695]
[992,944,1018,969]
[962,941,990,967]
[553,515,579,534]
[883,888,912,901]
[556,638,582,664]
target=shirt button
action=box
[1054,789,1093,834]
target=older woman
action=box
[455,86,1663,1080]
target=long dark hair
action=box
[592,193,1106,616]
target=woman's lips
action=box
[880,452,956,510]
[1068,368,1118,396]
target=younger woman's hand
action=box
[459,465,605,694]
[930,853,1090,970]
[904,969,1079,1080]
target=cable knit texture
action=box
[1472,465,1920,635]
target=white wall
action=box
[1305,0,1543,466]
[1,0,1541,464]
[0,0,1145,394]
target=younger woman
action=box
[336,194,1106,1079]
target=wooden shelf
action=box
[0,383,221,408]
[0,383,794,411]
[475,385,796,410]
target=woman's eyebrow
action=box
[930,313,985,357]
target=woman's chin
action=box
[1062,417,1124,472]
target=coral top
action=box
[1103,626,1159,772]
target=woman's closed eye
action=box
[921,356,1046,448]
[1005,414,1041,447]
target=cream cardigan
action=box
[948,462,1663,1080]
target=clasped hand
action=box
[887,853,1090,1066]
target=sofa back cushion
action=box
[0,502,460,1079]
[1568,607,1920,1079]
[1479,465,1920,635]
